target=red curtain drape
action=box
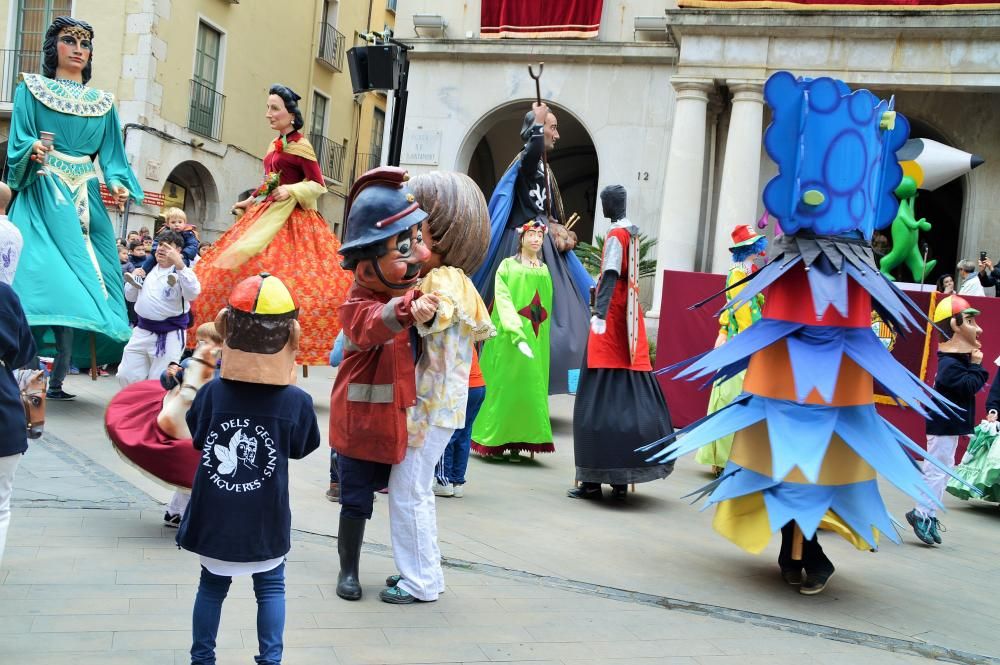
[480,0,604,39]
[678,0,1000,8]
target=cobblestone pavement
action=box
[2,369,997,664]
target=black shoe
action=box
[567,486,602,500]
[46,389,76,401]
[336,516,366,601]
[163,512,181,528]
[799,569,834,595]
[780,567,803,586]
[610,485,628,501]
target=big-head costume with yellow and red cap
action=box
[933,294,982,354]
[216,273,300,386]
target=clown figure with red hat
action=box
[905,295,988,545]
[695,224,768,474]
[329,167,441,603]
[176,273,321,665]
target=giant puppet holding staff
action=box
[470,64,593,396]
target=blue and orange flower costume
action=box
[648,72,969,554]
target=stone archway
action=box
[162,160,221,240]
[460,100,600,243]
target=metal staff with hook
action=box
[528,62,552,221]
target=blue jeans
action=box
[437,386,486,485]
[191,562,285,665]
[49,326,73,390]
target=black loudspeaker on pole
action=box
[346,36,411,169]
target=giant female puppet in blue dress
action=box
[7,17,142,375]
[470,102,592,395]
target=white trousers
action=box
[0,453,22,569]
[117,328,184,388]
[167,490,190,516]
[388,425,454,601]
[916,434,959,518]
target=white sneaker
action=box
[166,273,177,287]
[452,484,464,498]
[433,481,454,497]
[124,272,144,288]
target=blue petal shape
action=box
[763,483,834,540]
[842,328,954,419]
[649,397,767,463]
[702,465,896,549]
[805,261,849,319]
[843,261,921,333]
[831,481,900,546]
[785,328,844,403]
[832,405,944,508]
[764,400,838,482]
[635,393,753,453]
[722,254,802,315]
[674,319,802,382]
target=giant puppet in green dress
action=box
[7,17,142,367]
[471,221,554,457]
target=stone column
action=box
[710,80,766,273]
[648,77,715,318]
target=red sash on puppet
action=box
[105,380,200,490]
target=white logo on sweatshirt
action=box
[201,418,278,493]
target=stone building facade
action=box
[392,2,1000,311]
[0,0,396,240]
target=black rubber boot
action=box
[336,516,366,601]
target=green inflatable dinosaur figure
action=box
[879,176,936,282]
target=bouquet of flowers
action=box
[253,172,281,203]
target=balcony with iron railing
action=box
[0,49,42,108]
[353,152,381,182]
[309,133,347,183]
[187,79,225,141]
[317,22,345,71]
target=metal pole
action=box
[387,50,409,166]
[528,63,551,220]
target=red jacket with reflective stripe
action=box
[329,283,419,464]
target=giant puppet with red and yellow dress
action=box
[190,85,351,366]
[646,72,972,596]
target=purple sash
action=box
[136,312,192,357]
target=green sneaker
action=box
[905,510,935,545]
[929,518,945,545]
[379,585,421,604]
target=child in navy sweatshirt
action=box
[906,295,987,546]
[177,273,319,665]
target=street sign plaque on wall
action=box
[401,129,441,166]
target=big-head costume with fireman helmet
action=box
[329,166,430,604]
[330,166,430,466]
[215,273,300,385]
